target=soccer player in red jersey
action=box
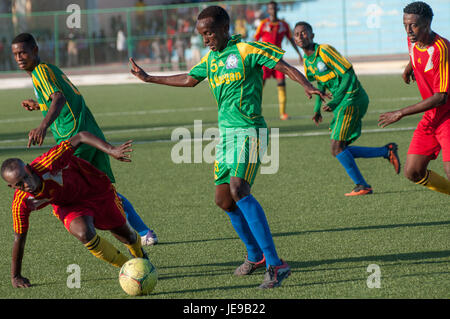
[1,131,146,288]
[254,1,303,120]
[379,1,450,195]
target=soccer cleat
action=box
[234,255,266,276]
[280,113,290,120]
[141,229,158,246]
[128,247,149,260]
[385,143,401,174]
[345,184,373,196]
[258,260,291,289]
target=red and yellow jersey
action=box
[11,140,114,234]
[408,33,450,126]
[254,18,292,48]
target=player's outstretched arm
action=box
[11,232,31,288]
[69,131,133,162]
[378,92,448,127]
[27,91,66,148]
[274,59,331,101]
[129,58,200,87]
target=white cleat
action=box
[141,229,158,246]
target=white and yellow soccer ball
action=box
[119,258,158,296]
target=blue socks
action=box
[117,193,150,236]
[235,194,282,267]
[347,145,388,159]
[226,207,263,263]
[336,148,369,187]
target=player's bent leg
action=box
[117,192,156,245]
[332,140,372,196]
[216,183,264,273]
[215,183,236,212]
[404,154,431,182]
[407,154,450,195]
[346,143,400,174]
[69,216,129,268]
[69,215,97,244]
[277,79,288,120]
[110,222,147,259]
[231,177,282,268]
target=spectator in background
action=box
[116,29,127,62]
[234,11,247,39]
[67,33,78,67]
[175,35,186,70]
[189,33,202,65]
[135,0,146,33]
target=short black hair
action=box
[295,21,313,34]
[197,6,230,27]
[11,33,37,49]
[403,1,433,23]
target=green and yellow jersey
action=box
[188,34,285,130]
[303,43,365,113]
[31,62,115,182]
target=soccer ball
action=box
[119,258,158,296]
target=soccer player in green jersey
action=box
[294,21,401,196]
[11,33,157,245]
[130,6,329,289]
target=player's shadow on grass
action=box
[288,250,450,270]
[158,220,450,246]
[272,220,450,238]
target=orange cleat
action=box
[345,184,373,196]
[280,113,290,120]
[385,143,401,174]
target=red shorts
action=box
[52,188,126,232]
[407,117,450,161]
[263,66,284,80]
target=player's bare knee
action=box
[229,182,250,203]
[69,216,96,244]
[215,194,234,211]
[74,229,96,244]
[404,166,425,183]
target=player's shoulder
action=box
[32,62,61,78]
[433,34,449,53]
[259,18,270,25]
[237,40,282,53]
[318,43,338,52]
[12,189,29,207]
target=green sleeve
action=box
[243,41,285,69]
[32,64,61,102]
[188,53,209,81]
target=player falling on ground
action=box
[294,21,401,196]
[10,33,157,245]
[379,1,450,195]
[129,6,329,289]
[1,131,147,288]
[254,1,303,120]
